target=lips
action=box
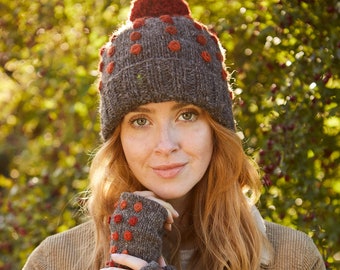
[152,163,186,179]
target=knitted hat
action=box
[98,0,235,141]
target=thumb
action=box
[158,256,166,267]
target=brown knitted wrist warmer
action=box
[108,192,168,264]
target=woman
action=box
[23,0,325,269]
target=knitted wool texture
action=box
[98,0,235,141]
[108,192,169,267]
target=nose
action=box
[154,123,179,155]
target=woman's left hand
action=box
[133,191,179,231]
[101,253,167,270]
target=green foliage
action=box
[0,0,339,269]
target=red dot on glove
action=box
[128,216,138,226]
[113,214,123,223]
[111,231,119,241]
[124,230,133,241]
[120,200,128,209]
[106,260,115,267]
[134,202,143,212]
[110,245,118,253]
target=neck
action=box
[168,188,196,212]
[166,192,196,250]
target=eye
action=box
[178,110,198,121]
[130,117,150,127]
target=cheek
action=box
[121,134,136,163]
[195,125,213,151]
[183,125,213,161]
[121,134,150,169]
[122,138,136,161]
[199,135,213,166]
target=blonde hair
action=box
[87,114,266,270]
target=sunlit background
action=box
[0,0,339,269]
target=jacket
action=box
[23,219,325,270]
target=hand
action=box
[133,191,179,231]
[100,253,167,270]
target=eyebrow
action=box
[130,103,192,113]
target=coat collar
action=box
[250,205,274,266]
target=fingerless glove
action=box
[107,192,176,269]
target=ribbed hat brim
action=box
[100,58,234,140]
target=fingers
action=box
[100,255,168,270]
[147,196,179,229]
[102,253,147,270]
[133,191,179,231]
[158,256,166,267]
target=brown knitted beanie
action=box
[98,0,235,141]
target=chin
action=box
[153,189,190,201]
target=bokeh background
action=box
[0,0,339,269]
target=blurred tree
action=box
[0,0,339,269]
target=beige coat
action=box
[23,220,325,270]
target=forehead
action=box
[128,101,197,113]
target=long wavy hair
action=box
[86,113,267,270]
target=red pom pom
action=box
[130,0,191,21]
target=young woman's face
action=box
[120,101,213,200]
